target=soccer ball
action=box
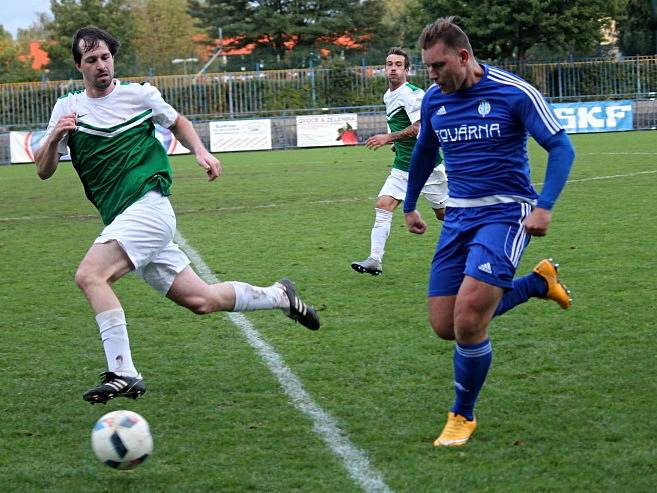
[91,410,153,470]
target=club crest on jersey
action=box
[478,99,491,118]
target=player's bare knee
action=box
[429,316,454,340]
[375,197,396,211]
[432,324,455,340]
[453,310,488,342]
[74,265,99,292]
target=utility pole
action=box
[196,27,224,78]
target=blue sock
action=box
[451,338,492,421]
[494,272,547,317]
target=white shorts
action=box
[93,191,190,295]
[378,165,449,209]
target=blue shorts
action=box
[428,202,533,296]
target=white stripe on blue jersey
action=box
[488,67,562,134]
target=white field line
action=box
[580,152,657,155]
[175,232,395,493]
[3,168,657,223]
[552,169,657,184]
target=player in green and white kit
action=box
[352,47,448,275]
[35,27,320,405]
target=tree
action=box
[132,0,204,76]
[43,0,138,80]
[402,0,625,62]
[16,13,51,54]
[617,0,657,56]
[188,0,389,67]
[0,25,40,83]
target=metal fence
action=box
[507,56,657,101]
[2,56,657,130]
[3,98,655,165]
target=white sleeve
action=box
[141,83,178,128]
[41,99,69,154]
[404,88,425,124]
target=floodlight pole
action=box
[308,51,318,107]
[196,27,224,78]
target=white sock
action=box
[370,208,393,262]
[229,281,288,312]
[96,308,138,378]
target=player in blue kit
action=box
[403,17,575,446]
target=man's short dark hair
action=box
[387,47,410,69]
[417,16,473,55]
[72,26,120,64]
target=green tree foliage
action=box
[618,0,657,56]
[15,13,51,54]
[188,0,390,67]
[402,0,625,61]
[0,26,40,83]
[132,0,204,76]
[43,0,138,80]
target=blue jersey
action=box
[405,64,564,210]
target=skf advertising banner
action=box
[10,124,189,164]
[552,100,633,133]
[209,119,272,152]
[296,114,359,147]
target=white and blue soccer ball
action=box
[91,410,153,470]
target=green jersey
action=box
[384,82,441,171]
[384,82,424,171]
[43,81,178,225]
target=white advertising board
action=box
[296,114,358,147]
[209,119,272,152]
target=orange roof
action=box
[17,41,49,69]
[217,34,298,55]
[194,32,367,57]
[193,33,256,57]
[318,34,371,49]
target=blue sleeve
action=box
[512,83,563,145]
[536,130,575,210]
[403,94,440,213]
[510,84,573,209]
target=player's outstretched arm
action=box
[34,112,76,180]
[169,115,221,181]
[365,121,420,150]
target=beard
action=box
[93,74,113,90]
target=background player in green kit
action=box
[34,26,320,405]
[352,47,448,276]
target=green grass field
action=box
[1,131,656,492]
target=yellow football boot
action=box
[433,412,477,447]
[533,258,572,309]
